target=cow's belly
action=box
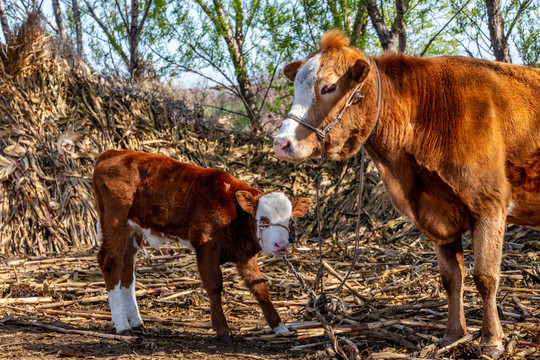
[379,165,470,245]
[127,220,195,251]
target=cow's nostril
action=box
[273,137,288,147]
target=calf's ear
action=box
[291,197,312,217]
[235,191,258,215]
[284,61,304,82]
[349,58,370,83]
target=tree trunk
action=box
[366,0,397,52]
[395,0,407,52]
[194,0,261,132]
[129,0,140,77]
[71,0,84,58]
[485,0,511,62]
[350,5,367,48]
[51,0,68,41]
[0,0,10,44]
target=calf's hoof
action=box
[118,329,135,336]
[217,335,232,343]
[132,324,146,335]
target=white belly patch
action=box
[127,220,194,251]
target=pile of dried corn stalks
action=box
[0,15,401,256]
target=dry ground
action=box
[0,226,538,360]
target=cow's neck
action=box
[361,59,426,218]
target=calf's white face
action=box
[235,191,311,257]
[256,193,293,256]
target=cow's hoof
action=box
[217,335,232,343]
[436,335,464,347]
[481,343,504,360]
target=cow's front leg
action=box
[237,255,285,333]
[472,213,505,358]
[195,242,230,340]
[434,238,467,345]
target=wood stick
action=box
[0,297,52,305]
[36,288,162,309]
[7,319,139,342]
[436,331,480,354]
[34,308,214,329]
[321,259,370,302]
[512,295,530,318]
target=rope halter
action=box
[257,221,294,244]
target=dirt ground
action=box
[0,225,538,359]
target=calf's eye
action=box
[260,216,270,224]
[321,83,336,95]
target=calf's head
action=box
[273,30,377,162]
[235,191,311,256]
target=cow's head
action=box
[273,30,378,162]
[235,191,311,256]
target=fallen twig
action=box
[6,319,139,342]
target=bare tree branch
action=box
[504,0,531,42]
[421,0,471,56]
[113,0,129,31]
[83,0,130,65]
[52,0,68,40]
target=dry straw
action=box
[0,14,403,256]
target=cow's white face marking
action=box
[274,54,321,160]
[127,219,194,251]
[256,192,291,256]
[107,281,143,333]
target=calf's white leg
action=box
[98,220,143,335]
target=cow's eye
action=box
[321,83,336,95]
[260,216,270,224]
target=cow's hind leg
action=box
[97,218,142,335]
[434,238,467,345]
[472,213,505,357]
[121,230,144,332]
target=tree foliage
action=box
[1,0,538,130]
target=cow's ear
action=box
[291,197,311,218]
[235,191,258,215]
[349,58,370,83]
[284,61,304,82]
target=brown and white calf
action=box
[93,149,311,340]
[273,30,539,357]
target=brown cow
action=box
[93,150,311,340]
[273,30,539,357]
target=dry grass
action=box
[0,15,538,360]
